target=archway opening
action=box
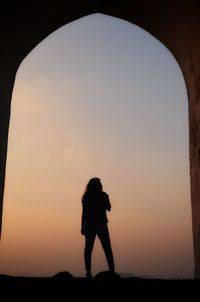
[1,13,193,278]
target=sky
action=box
[0,13,194,278]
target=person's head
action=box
[85,177,103,194]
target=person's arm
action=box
[81,202,86,235]
[104,193,111,211]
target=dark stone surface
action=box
[94,270,122,280]
[0,272,199,299]
[52,271,74,279]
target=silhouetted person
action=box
[81,177,115,278]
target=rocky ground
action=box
[0,271,199,300]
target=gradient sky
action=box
[0,14,193,278]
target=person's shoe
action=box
[109,269,115,275]
[86,271,92,279]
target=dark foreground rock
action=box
[0,271,199,300]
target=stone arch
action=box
[0,0,199,278]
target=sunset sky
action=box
[0,14,193,278]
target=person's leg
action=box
[97,224,115,272]
[84,227,96,277]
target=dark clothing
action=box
[84,224,115,272]
[82,191,111,227]
[81,191,115,274]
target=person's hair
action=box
[83,177,103,198]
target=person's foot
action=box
[109,267,115,274]
[86,271,92,279]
